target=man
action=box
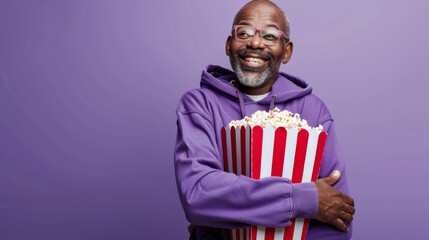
[174,0,355,239]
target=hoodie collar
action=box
[200,65,313,116]
[201,65,312,102]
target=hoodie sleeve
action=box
[174,91,319,229]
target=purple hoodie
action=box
[174,65,352,239]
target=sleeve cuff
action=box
[291,182,318,218]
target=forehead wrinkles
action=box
[234,3,285,31]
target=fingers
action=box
[339,211,354,223]
[323,170,341,186]
[342,193,355,207]
[334,218,349,232]
[342,202,356,216]
[330,199,354,232]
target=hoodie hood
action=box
[200,65,313,117]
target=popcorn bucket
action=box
[221,125,328,240]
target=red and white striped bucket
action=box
[221,125,328,240]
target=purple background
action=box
[0,0,428,239]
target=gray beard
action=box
[232,56,272,88]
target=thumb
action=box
[325,170,341,186]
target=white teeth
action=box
[244,57,265,64]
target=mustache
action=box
[234,49,274,62]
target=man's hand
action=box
[315,170,355,232]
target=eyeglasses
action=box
[232,25,288,46]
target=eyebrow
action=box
[265,24,280,30]
[236,21,280,30]
[236,21,252,26]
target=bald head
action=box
[233,0,290,39]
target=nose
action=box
[246,30,265,49]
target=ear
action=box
[281,41,293,64]
[226,36,232,56]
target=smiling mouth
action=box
[243,57,267,64]
[239,56,269,70]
